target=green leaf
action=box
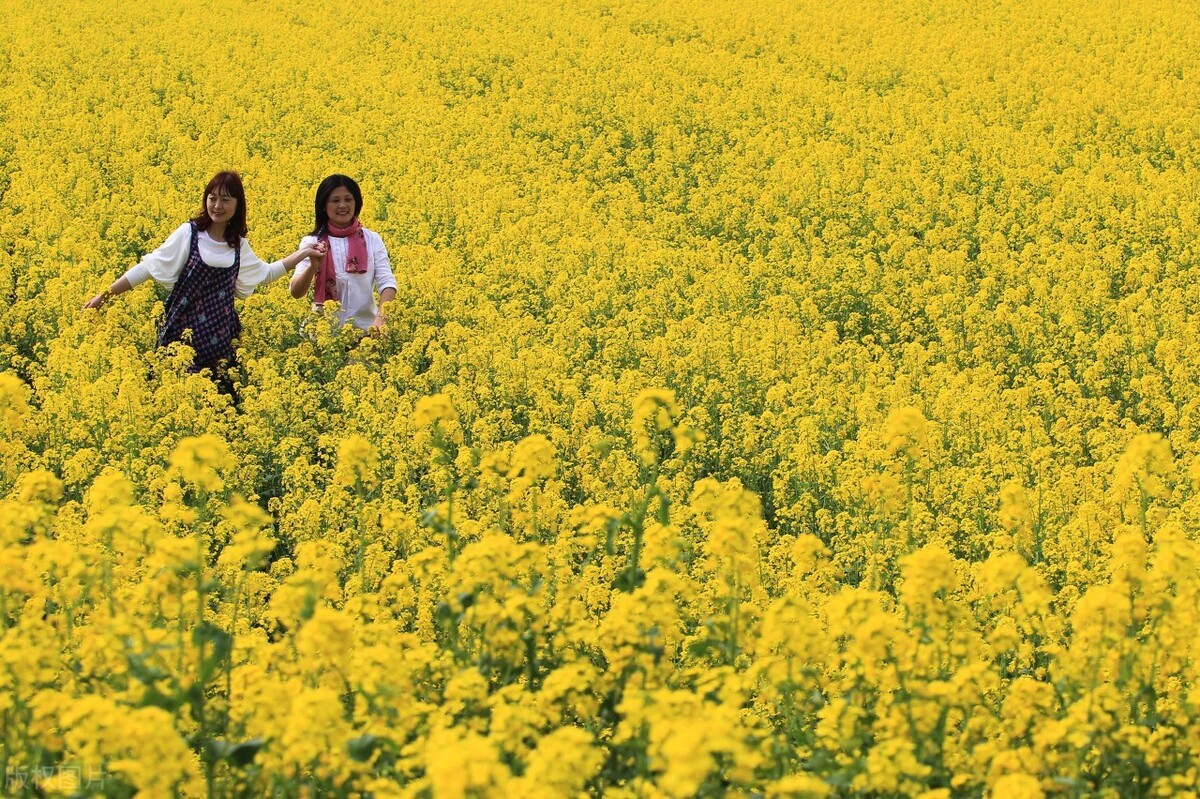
[613,567,645,592]
[656,493,671,526]
[140,684,187,713]
[126,650,171,684]
[687,638,723,658]
[193,622,232,683]
[210,738,266,767]
[435,601,458,625]
[348,734,384,762]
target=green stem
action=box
[226,573,246,733]
[194,537,214,799]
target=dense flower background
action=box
[4,0,1200,796]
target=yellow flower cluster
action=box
[5,0,1200,796]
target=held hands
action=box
[290,241,327,274]
[288,242,326,298]
[306,241,327,269]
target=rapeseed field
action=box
[3,0,1200,796]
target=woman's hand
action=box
[295,241,326,274]
[283,242,328,273]
[370,291,395,333]
[82,280,127,311]
[289,242,325,298]
[308,241,327,267]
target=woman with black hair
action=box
[84,171,322,372]
[289,174,398,331]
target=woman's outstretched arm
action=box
[82,223,192,310]
[235,242,328,299]
[82,276,133,309]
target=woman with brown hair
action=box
[84,171,322,372]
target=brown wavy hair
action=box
[191,171,248,248]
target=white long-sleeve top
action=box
[297,227,398,329]
[123,223,287,299]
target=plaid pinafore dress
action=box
[157,223,242,371]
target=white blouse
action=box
[123,223,287,299]
[297,227,398,329]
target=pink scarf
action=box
[314,218,369,306]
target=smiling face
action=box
[325,187,357,229]
[206,189,237,226]
[198,171,247,244]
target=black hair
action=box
[311,174,363,236]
